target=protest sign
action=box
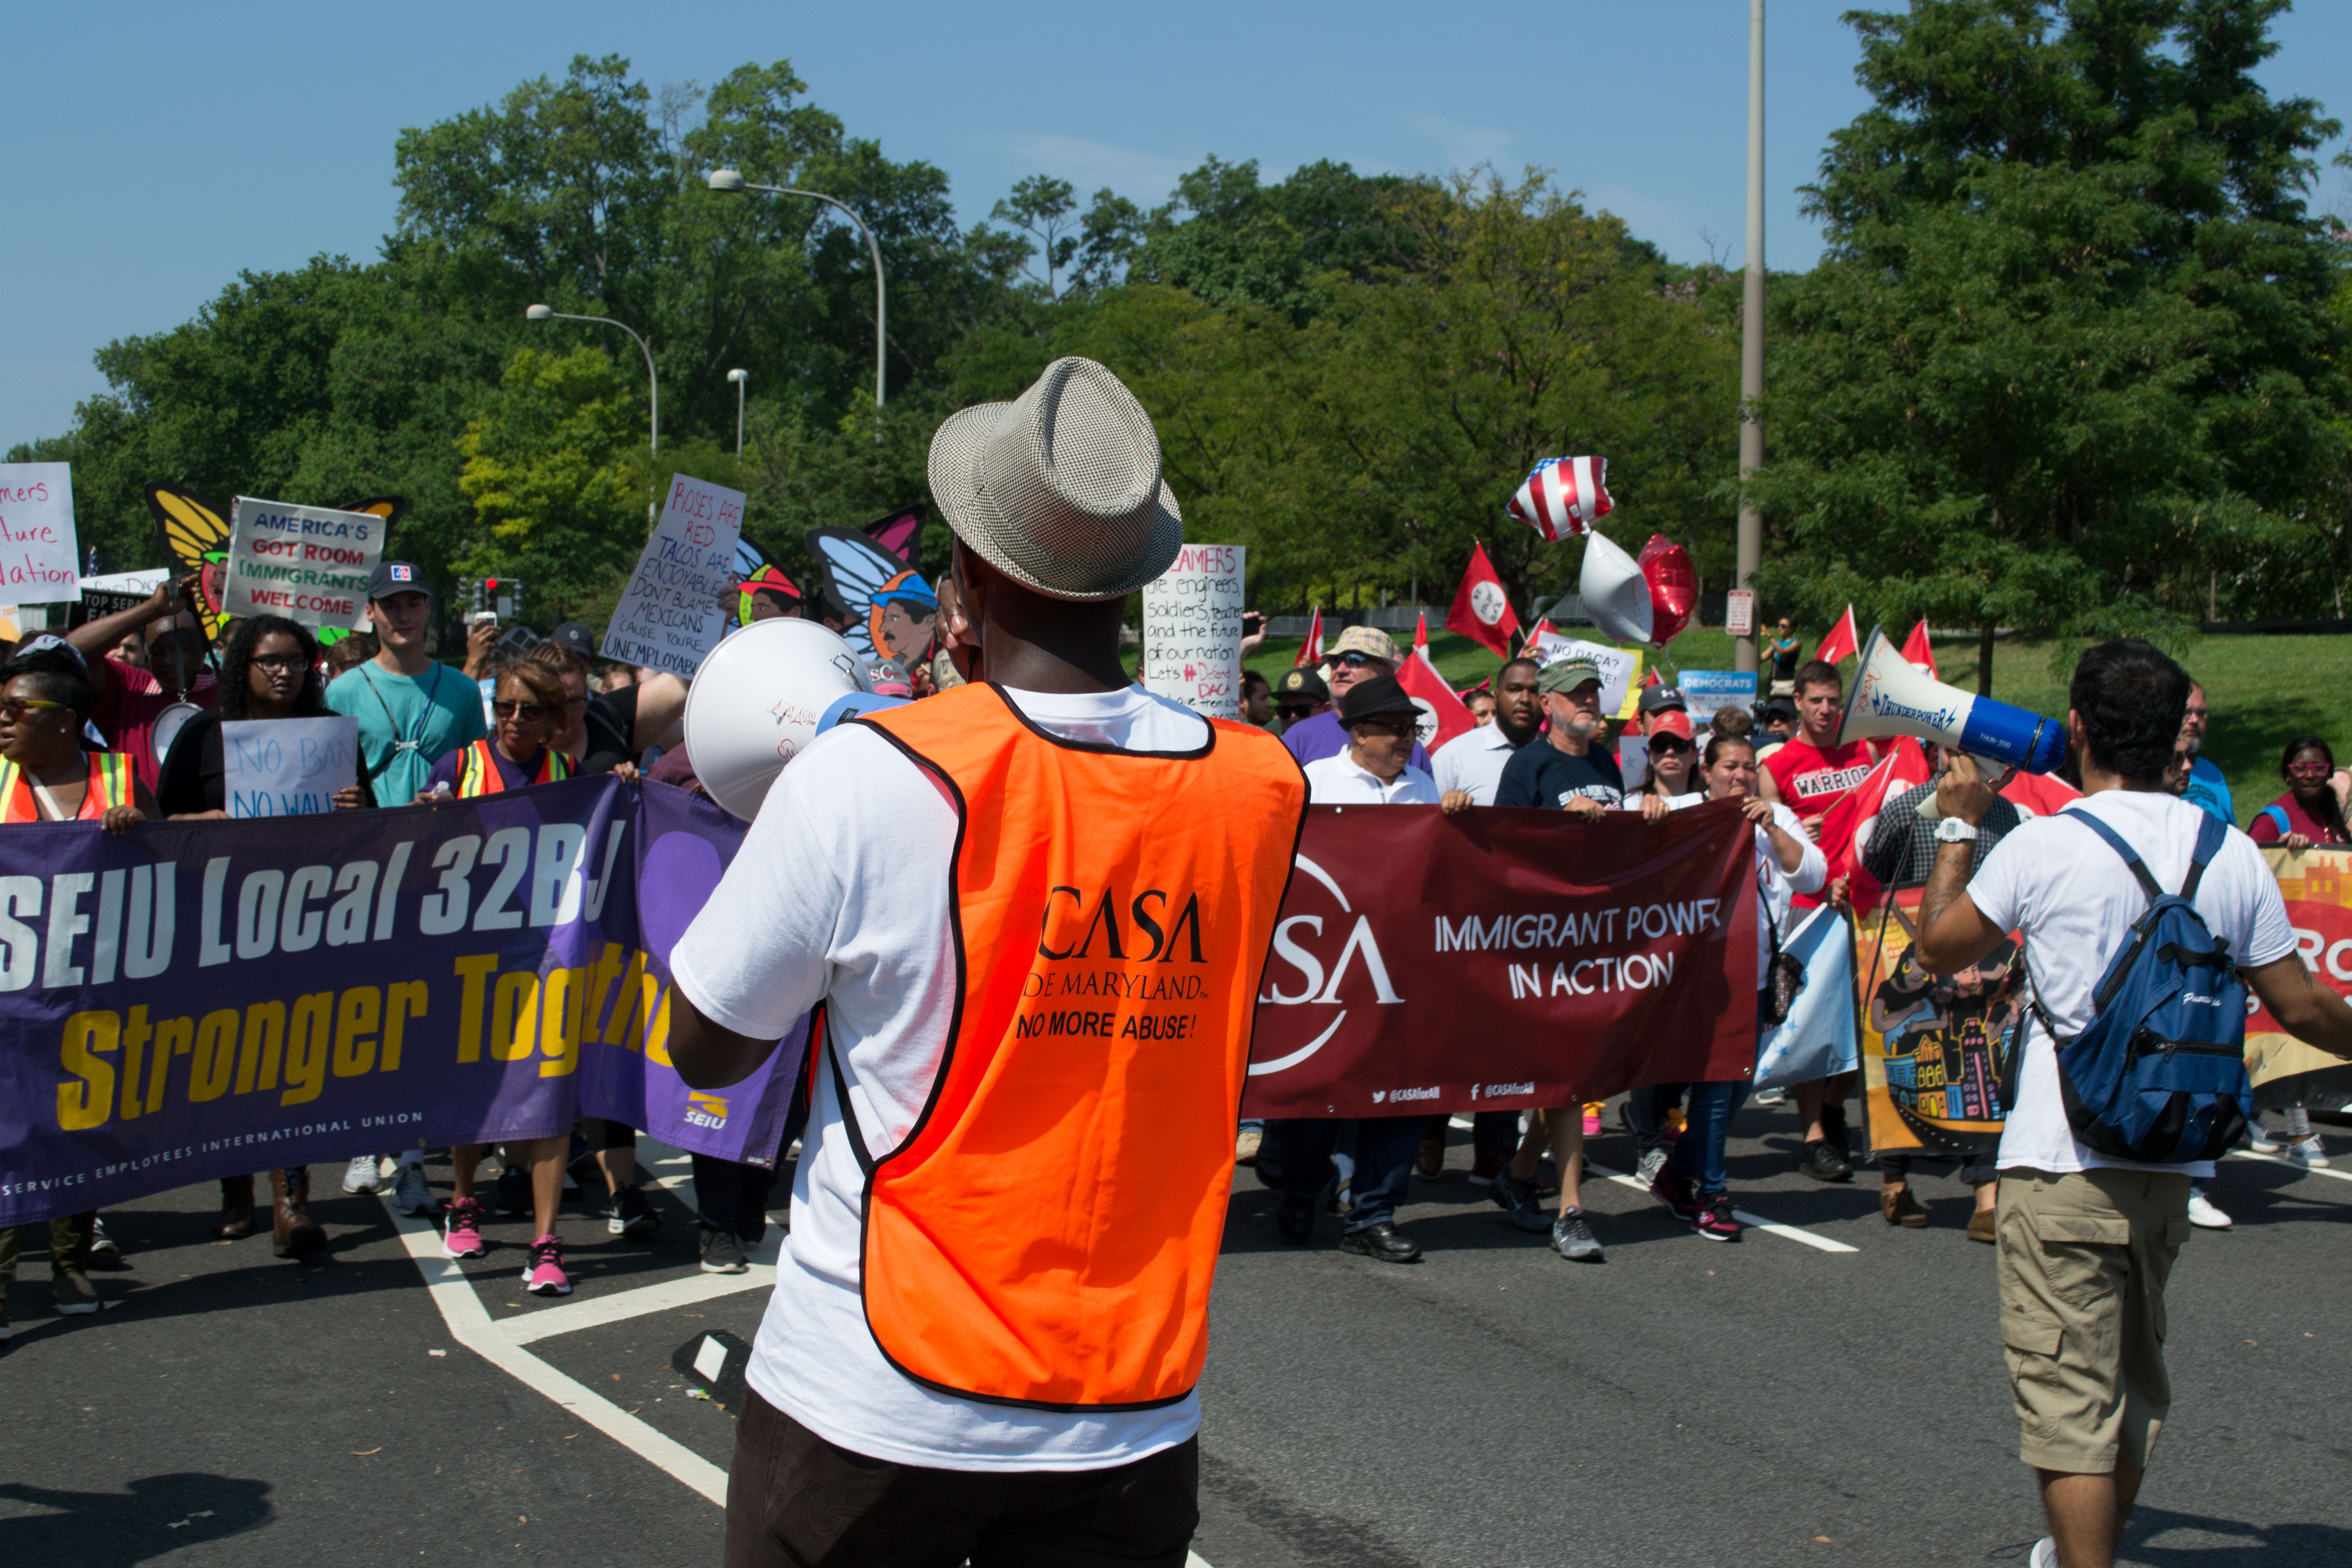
[1679,670,1758,725]
[1141,544,1245,718]
[0,462,81,601]
[222,498,385,628]
[1526,630,1646,719]
[222,717,359,819]
[602,475,746,678]
[1242,800,1757,1117]
[2247,846,2352,1111]
[1854,888,2013,1161]
[0,776,800,1227]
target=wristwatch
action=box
[1935,816,1979,844]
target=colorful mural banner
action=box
[1854,887,2015,1162]
[1241,801,1759,1118]
[2248,846,2352,1111]
[0,777,801,1227]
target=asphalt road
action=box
[5,1106,2348,1568]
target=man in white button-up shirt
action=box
[1434,656,1541,808]
[1300,674,1438,806]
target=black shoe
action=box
[1254,1157,1286,1191]
[493,1164,533,1216]
[1275,1195,1315,1245]
[1800,1138,1853,1183]
[1821,1106,1852,1160]
[1339,1220,1422,1263]
[698,1227,748,1274]
[1489,1168,1552,1233]
[605,1183,659,1237]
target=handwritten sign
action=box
[1525,631,1646,720]
[223,498,386,628]
[601,475,745,678]
[0,463,80,602]
[1142,544,1245,719]
[222,717,359,819]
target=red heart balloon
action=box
[1637,535,1698,647]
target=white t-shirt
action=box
[1302,751,1438,805]
[669,685,1212,1472]
[1432,721,1527,804]
[1968,791,2294,1179]
[1670,794,1825,986]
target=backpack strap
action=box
[2180,810,2226,903]
[2257,803,2291,840]
[2066,807,2166,902]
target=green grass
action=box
[1247,628,2352,829]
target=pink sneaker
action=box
[1693,1194,1743,1243]
[524,1235,571,1296]
[442,1197,487,1259]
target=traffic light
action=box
[466,577,526,618]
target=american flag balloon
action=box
[1506,456,1612,542]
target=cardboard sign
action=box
[222,716,360,819]
[224,498,386,628]
[1142,544,1245,719]
[0,463,80,602]
[1679,670,1759,725]
[1525,631,1645,719]
[602,475,746,678]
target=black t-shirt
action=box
[580,685,639,774]
[1494,740,1625,810]
[156,709,376,816]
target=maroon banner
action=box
[1241,801,1758,1118]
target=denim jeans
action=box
[1665,1019,1766,1197]
[1270,1115,1424,1230]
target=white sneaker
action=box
[2187,1188,2232,1229]
[2287,1135,2332,1169]
[391,1163,436,1215]
[2242,1112,2281,1153]
[342,1155,385,1194]
[2029,1538,2057,1568]
[1750,1085,1788,1108]
[87,1217,119,1260]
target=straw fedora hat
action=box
[927,356,1183,601]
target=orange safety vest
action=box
[0,752,136,823]
[452,738,571,798]
[847,683,1306,1410]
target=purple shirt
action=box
[1279,709,1431,773]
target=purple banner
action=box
[0,776,799,1227]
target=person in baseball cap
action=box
[1273,666,1331,729]
[1283,624,1430,771]
[546,621,597,660]
[365,560,432,604]
[1638,682,1687,723]
[328,558,488,808]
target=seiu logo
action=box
[685,1091,730,1130]
[1039,886,1206,963]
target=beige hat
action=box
[1328,625,1401,664]
[927,357,1183,602]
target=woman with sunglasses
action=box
[1636,709,1703,802]
[2248,735,2350,851]
[0,644,154,831]
[418,657,577,1293]
[421,660,574,800]
[158,615,369,1252]
[158,615,371,821]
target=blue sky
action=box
[6,1,2347,449]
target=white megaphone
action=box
[1838,625,2066,775]
[680,618,869,821]
[1578,530,1652,645]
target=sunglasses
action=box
[1649,738,1693,755]
[0,697,68,721]
[493,700,549,721]
[1277,703,1317,719]
[1333,651,1383,668]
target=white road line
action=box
[1582,1159,1860,1253]
[504,1251,780,1345]
[2227,1149,2352,1186]
[380,1196,731,1506]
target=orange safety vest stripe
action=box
[454,739,572,797]
[0,752,136,823]
[849,683,1306,1409]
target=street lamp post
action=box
[1733,0,1767,675]
[726,368,749,456]
[525,304,659,455]
[706,168,885,443]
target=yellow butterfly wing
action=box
[141,481,232,642]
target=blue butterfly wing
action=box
[808,528,903,660]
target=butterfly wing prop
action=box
[864,505,924,569]
[143,481,233,643]
[729,536,803,627]
[806,527,937,664]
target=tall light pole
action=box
[1733,0,1767,675]
[726,368,749,456]
[526,304,659,455]
[706,168,885,443]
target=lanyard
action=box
[357,663,444,780]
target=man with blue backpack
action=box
[1917,640,2352,1568]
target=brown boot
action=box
[1880,1186,1927,1227]
[1968,1206,1998,1244]
[213,1175,257,1239]
[270,1168,328,1258]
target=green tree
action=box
[1752,0,2349,690]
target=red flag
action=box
[2001,768,2080,820]
[1815,604,1859,666]
[1294,606,1324,667]
[1399,612,1476,756]
[1519,618,1557,655]
[1899,618,1937,678]
[1447,543,1520,658]
[1805,737,1931,913]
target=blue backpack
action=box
[2016,810,2252,1164]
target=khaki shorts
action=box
[1996,1169,2191,1474]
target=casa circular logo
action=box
[1469,581,1507,626]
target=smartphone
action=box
[469,610,499,627]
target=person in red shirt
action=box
[2249,736,2351,849]
[66,571,218,794]
[1757,657,1879,1181]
